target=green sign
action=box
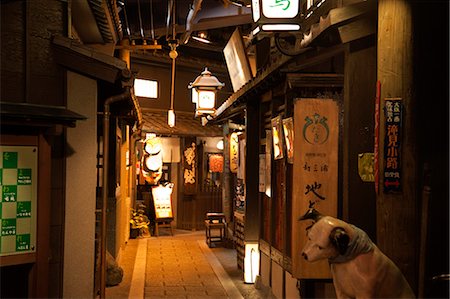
[2,185,17,202]
[1,218,16,236]
[17,202,31,218]
[16,234,31,251]
[0,146,37,256]
[17,169,32,185]
[3,152,18,169]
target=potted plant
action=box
[130,204,150,238]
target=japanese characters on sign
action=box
[271,115,284,160]
[292,98,338,279]
[383,98,402,192]
[282,117,294,164]
[1,146,37,256]
[152,183,174,220]
[262,0,299,18]
[230,132,239,173]
[183,140,196,195]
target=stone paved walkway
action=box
[106,230,272,299]
[144,237,235,298]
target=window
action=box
[134,78,158,98]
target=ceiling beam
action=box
[179,0,204,45]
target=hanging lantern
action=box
[251,0,301,36]
[188,67,225,117]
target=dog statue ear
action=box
[329,227,349,255]
[298,208,323,222]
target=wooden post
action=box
[119,39,131,69]
[245,100,260,242]
[221,122,231,223]
[377,0,418,291]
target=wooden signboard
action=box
[283,117,294,164]
[292,98,339,279]
[223,28,253,92]
[152,183,174,220]
[271,115,284,160]
[230,132,239,173]
[183,138,196,195]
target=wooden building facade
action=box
[211,0,449,298]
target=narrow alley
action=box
[1,1,448,298]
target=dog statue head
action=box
[300,213,351,263]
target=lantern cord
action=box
[122,4,131,37]
[150,0,155,41]
[169,1,177,111]
[137,0,144,38]
[170,55,175,110]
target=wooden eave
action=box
[286,73,344,90]
[141,109,222,137]
[52,35,127,83]
[0,102,86,128]
[52,36,143,129]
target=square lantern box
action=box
[251,0,302,37]
[189,67,224,117]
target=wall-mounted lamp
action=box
[188,67,224,117]
[251,0,301,36]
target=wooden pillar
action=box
[377,0,418,290]
[119,39,130,69]
[245,100,260,242]
[221,122,231,223]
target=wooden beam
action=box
[338,15,376,44]
[115,43,162,50]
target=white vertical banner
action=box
[259,154,266,193]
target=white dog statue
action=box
[300,208,415,299]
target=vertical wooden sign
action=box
[271,115,284,160]
[292,98,339,279]
[282,117,294,164]
[183,138,196,195]
[230,132,239,173]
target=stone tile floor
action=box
[106,229,274,299]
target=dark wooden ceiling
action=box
[117,0,254,65]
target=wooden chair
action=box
[204,213,226,247]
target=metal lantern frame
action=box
[188,67,225,117]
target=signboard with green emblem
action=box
[0,146,37,256]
